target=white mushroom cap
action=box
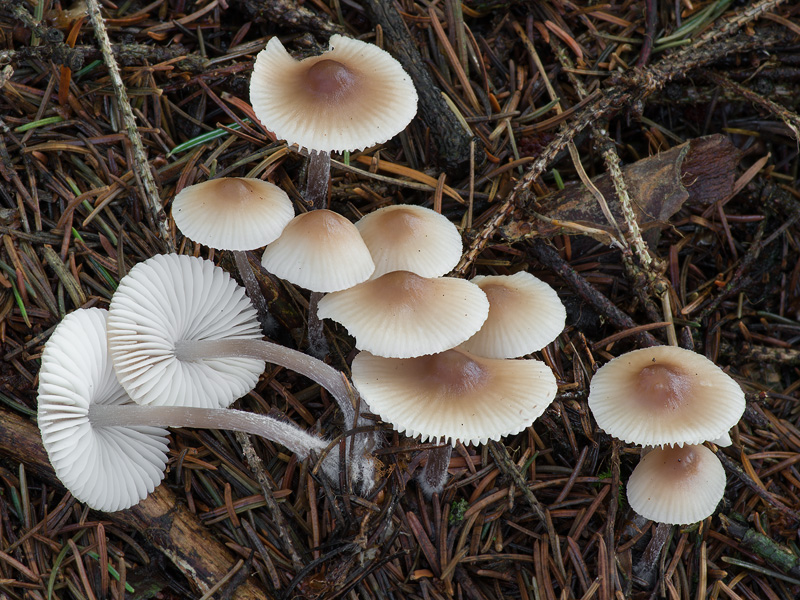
[627,444,726,525]
[352,348,558,446]
[172,177,294,251]
[355,204,463,279]
[107,254,264,409]
[261,209,375,292]
[250,35,418,153]
[317,271,489,358]
[459,272,566,358]
[709,431,732,447]
[38,308,170,512]
[588,346,746,447]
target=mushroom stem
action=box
[174,338,356,426]
[89,404,337,479]
[233,249,277,335]
[634,522,673,585]
[418,443,452,497]
[305,150,331,209]
[307,291,329,359]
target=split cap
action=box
[172,177,294,251]
[460,272,566,358]
[261,209,375,292]
[38,308,170,512]
[317,270,489,358]
[352,348,558,446]
[355,204,463,279]
[627,444,726,525]
[588,346,745,447]
[250,35,418,153]
[107,254,264,409]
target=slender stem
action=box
[418,443,452,497]
[233,250,277,336]
[635,522,673,585]
[307,291,329,359]
[305,150,331,210]
[89,404,336,478]
[174,338,355,427]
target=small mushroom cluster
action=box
[309,204,567,495]
[588,346,746,525]
[36,33,571,511]
[38,259,352,511]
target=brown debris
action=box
[1,0,800,598]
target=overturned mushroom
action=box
[39,308,339,511]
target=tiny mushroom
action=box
[261,209,375,293]
[588,346,745,447]
[626,444,726,525]
[172,177,295,331]
[250,34,418,208]
[317,270,490,358]
[38,308,170,511]
[459,272,566,359]
[172,177,294,252]
[250,34,418,154]
[355,204,463,279]
[352,347,558,495]
[351,348,558,447]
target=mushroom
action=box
[351,348,557,494]
[261,209,375,357]
[172,177,295,332]
[106,253,359,430]
[459,272,566,359]
[39,308,339,511]
[354,204,463,279]
[38,308,170,512]
[317,270,490,358]
[587,346,745,447]
[260,209,374,293]
[626,444,726,525]
[250,35,417,208]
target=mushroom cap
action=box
[38,308,170,512]
[352,348,558,446]
[261,209,375,292]
[172,177,295,251]
[317,271,489,358]
[107,254,264,409]
[627,444,726,525]
[459,272,566,358]
[250,35,418,153]
[588,346,745,447]
[355,204,463,279]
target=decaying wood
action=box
[0,408,272,600]
[361,0,474,175]
[500,135,740,243]
[229,0,345,37]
